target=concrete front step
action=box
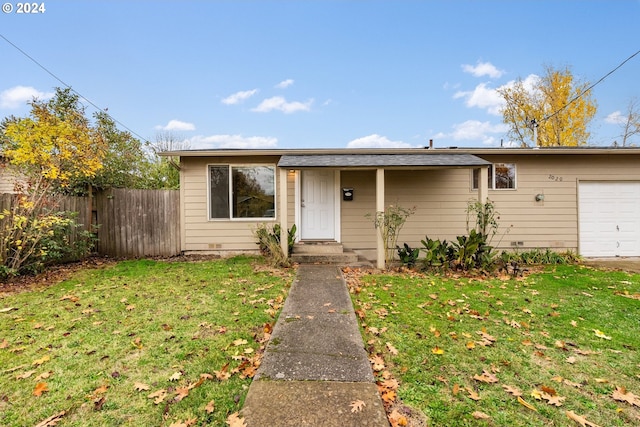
[293,241,345,254]
[291,251,359,265]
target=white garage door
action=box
[579,182,640,257]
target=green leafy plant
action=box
[420,237,451,269]
[0,194,94,279]
[253,223,297,266]
[396,243,420,267]
[500,248,580,265]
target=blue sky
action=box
[1,1,639,149]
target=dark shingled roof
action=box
[277,153,491,168]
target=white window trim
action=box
[207,163,277,221]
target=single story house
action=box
[164,147,640,268]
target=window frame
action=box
[207,163,277,221]
[472,163,517,191]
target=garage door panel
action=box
[579,182,640,257]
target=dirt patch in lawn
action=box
[0,257,115,297]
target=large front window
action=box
[209,165,276,219]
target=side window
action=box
[472,164,516,190]
[494,163,516,189]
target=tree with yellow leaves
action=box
[0,88,105,277]
[2,88,107,190]
[497,65,597,146]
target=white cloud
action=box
[155,119,196,131]
[454,83,504,116]
[252,96,313,114]
[187,134,278,149]
[435,120,509,146]
[605,110,625,124]
[222,89,259,105]
[462,61,505,79]
[275,79,294,89]
[454,74,540,116]
[346,134,416,148]
[0,85,54,109]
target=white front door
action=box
[301,170,335,240]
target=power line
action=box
[543,49,640,122]
[0,33,150,144]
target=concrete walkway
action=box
[240,265,389,426]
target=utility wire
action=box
[0,33,150,144]
[542,48,640,122]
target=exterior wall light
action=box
[535,194,545,202]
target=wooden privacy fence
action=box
[0,189,181,259]
[94,188,180,258]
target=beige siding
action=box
[340,169,476,252]
[181,153,640,257]
[477,154,640,252]
[181,156,283,253]
[0,165,25,193]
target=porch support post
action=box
[279,168,289,259]
[376,168,385,269]
[478,166,489,204]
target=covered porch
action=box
[277,153,491,269]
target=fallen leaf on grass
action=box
[32,355,50,366]
[386,342,399,355]
[612,386,640,407]
[35,371,52,381]
[174,387,190,402]
[388,409,408,426]
[503,385,523,396]
[472,411,491,420]
[565,410,602,426]
[34,410,66,427]
[593,329,611,340]
[431,346,444,355]
[169,419,197,427]
[215,363,231,380]
[350,399,366,413]
[16,369,36,379]
[169,371,182,381]
[517,396,537,412]
[232,339,248,346]
[134,382,150,391]
[33,382,49,396]
[465,387,481,401]
[381,390,396,403]
[473,370,498,384]
[148,389,167,404]
[226,412,247,427]
[370,355,385,371]
[205,400,215,414]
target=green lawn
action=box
[0,256,292,427]
[3,258,639,426]
[346,265,640,426]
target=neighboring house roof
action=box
[277,153,491,168]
